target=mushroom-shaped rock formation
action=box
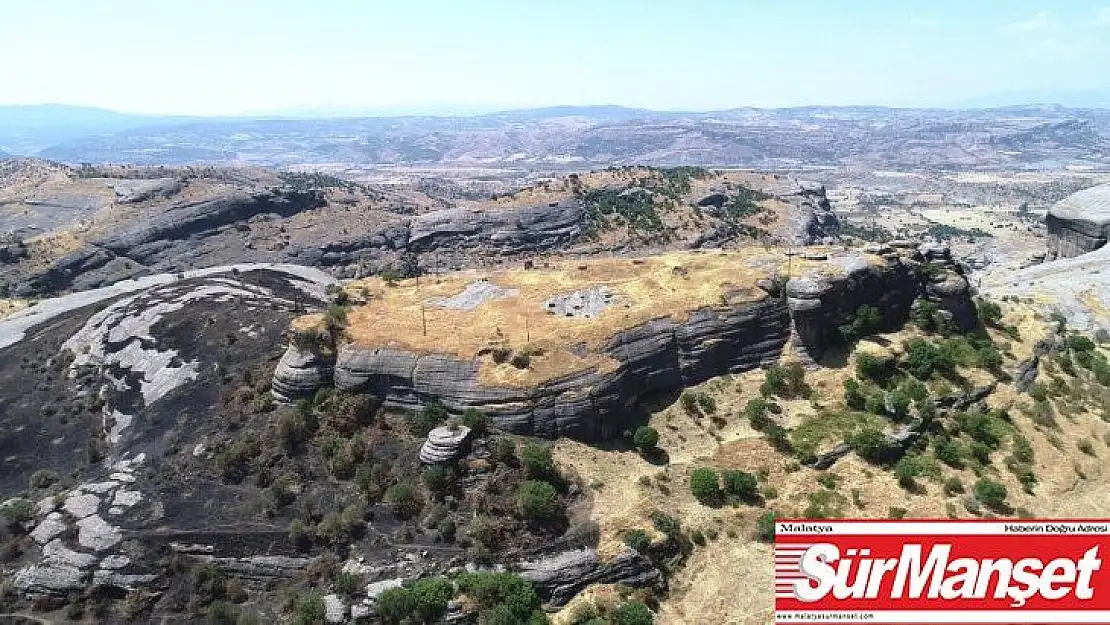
[419,426,472,464]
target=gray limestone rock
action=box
[271,344,336,402]
[12,564,86,594]
[518,548,663,608]
[76,514,122,551]
[1046,183,1110,258]
[408,199,584,254]
[64,493,101,519]
[420,426,472,464]
[30,513,67,544]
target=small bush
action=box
[894,456,922,490]
[755,510,776,542]
[291,592,325,625]
[623,529,651,553]
[851,428,891,464]
[816,473,839,490]
[411,577,454,623]
[334,571,361,598]
[29,469,59,489]
[888,507,908,519]
[694,392,717,414]
[680,391,699,415]
[612,600,655,625]
[412,400,448,436]
[760,363,810,399]
[1078,439,1097,456]
[944,477,965,496]
[973,478,1008,513]
[855,353,894,384]
[520,443,557,480]
[385,482,424,520]
[462,408,490,437]
[376,587,417,625]
[633,426,660,452]
[518,480,561,522]
[650,510,682,537]
[722,469,759,503]
[423,466,454,499]
[690,468,722,506]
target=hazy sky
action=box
[2,0,1109,115]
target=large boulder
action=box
[518,548,663,608]
[1046,183,1110,259]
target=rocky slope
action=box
[1,162,838,299]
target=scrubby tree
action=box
[518,480,561,522]
[633,426,660,453]
[690,468,722,506]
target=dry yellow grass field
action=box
[326,249,863,386]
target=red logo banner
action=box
[775,519,1110,623]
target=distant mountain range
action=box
[2,103,1110,171]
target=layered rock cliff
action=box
[274,246,978,442]
[1045,183,1110,259]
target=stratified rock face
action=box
[331,296,790,440]
[788,180,840,245]
[787,245,977,362]
[419,426,472,464]
[787,257,918,361]
[518,548,663,608]
[271,345,335,402]
[95,190,326,259]
[1046,183,1110,259]
[407,199,584,254]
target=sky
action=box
[1,0,1109,116]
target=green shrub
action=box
[411,577,454,622]
[680,391,699,415]
[385,482,424,519]
[412,400,448,436]
[763,423,792,452]
[462,408,490,437]
[613,600,655,625]
[855,353,893,384]
[493,437,517,465]
[888,390,911,422]
[903,338,955,380]
[456,571,542,624]
[633,426,660,452]
[29,469,59,489]
[423,466,454,499]
[760,363,810,399]
[650,510,682,537]
[755,510,776,542]
[976,298,1004,326]
[291,592,325,625]
[816,472,839,490]
[334,571,361,597]
[722,469,759,503]
[843,378,867,409]
[518,480,561,522]
[623,529,651,553]
[894,456,922,489]
[888,507,908,519]
[695,392,717,414]
[933,436,966,468]
[521,443,557,480]
[839,305,883,342]
[690,468,722,506]
[376,587,417,624]
[850,428,891,464]
[974,478,1008,512]
[943,477,965,496]
[1067,335,1096,352]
